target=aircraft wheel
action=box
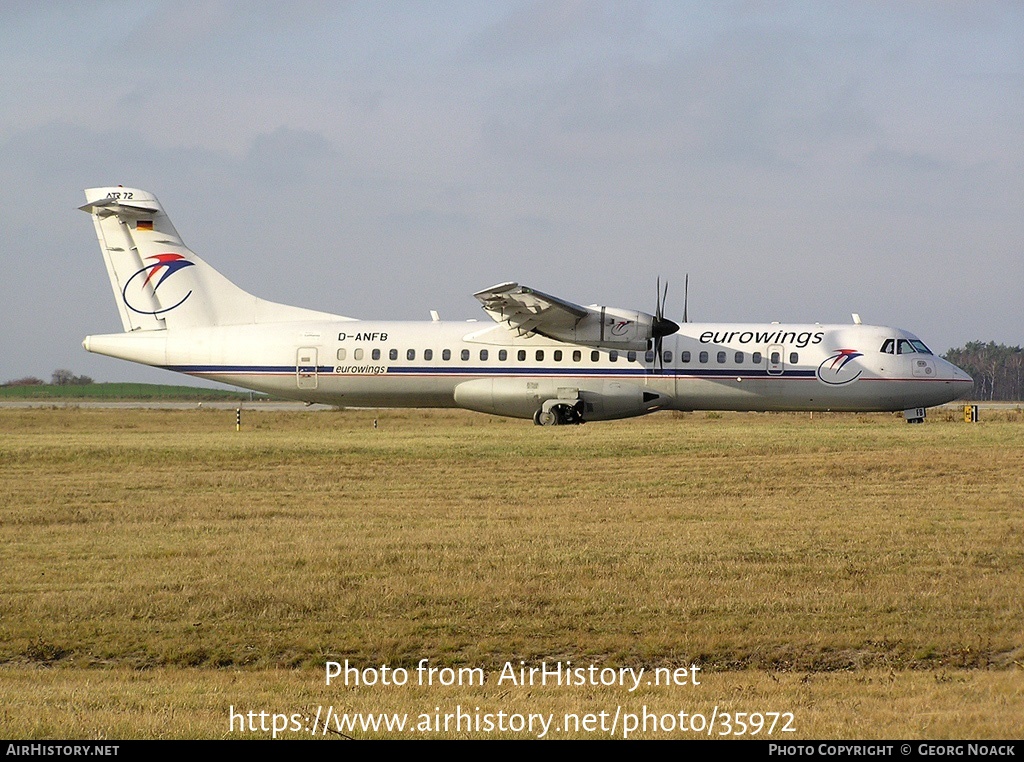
[561,404,584,425]
[535,409,558,426]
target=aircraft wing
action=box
[474,282,588,336]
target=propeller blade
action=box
[652,277,678,371]
[654,277,662,370]
[683,273,689,323]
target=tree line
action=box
[942,342,1024,401]
[2,369,94,387]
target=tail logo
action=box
[817,349,863,386]
[122,253,196,315]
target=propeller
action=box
[652,277,679,370]
[683,273,689,323]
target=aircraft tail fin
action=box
[81,187,349,331]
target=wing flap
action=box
[474,282,588,336]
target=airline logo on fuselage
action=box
[699,330,824,348]
[336,365,388,375]
[816,349,864,385]
[122,253,195,315]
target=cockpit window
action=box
[883,338,933,355]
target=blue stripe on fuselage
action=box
[162,363,818,378]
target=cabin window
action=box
[789,352,799,364]
[681,351,690,363]
[389,349,398,361]
[553,350,562,361]
[424,349,433,361]
[518,349,526,361]
[480,349,488,361]
[609,351,618,362]
[699,351,709,363]
[353,348,363,361]
[498,349,507,361]
[442,349,451,361]
[591,350,600,362]
[663,350,673,363]
[627,351,636,362]
[717,351,726,364]
[645,350,655,363]
[735,351,744,364]
[336,348,346,361]
[535,350,544,361]
[573,350,582,362]
[461,349,470,361]
[752,351,761,364]
[770,351,781,364]
[407,349,416,361]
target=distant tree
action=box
[2,376,45,387]
[943,342,1024,401]
[51,369,94,386]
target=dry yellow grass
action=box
[1,667,1020,739]
[0,407,1021,738]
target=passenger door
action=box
[297,347,318,389]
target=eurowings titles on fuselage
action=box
[80,187,973,425]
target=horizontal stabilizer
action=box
[79,198,159,217]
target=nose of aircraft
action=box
[940,358,974,394]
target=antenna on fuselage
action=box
[852,313,862,325]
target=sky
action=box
[1,1,1021,385]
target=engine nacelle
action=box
[474,282,679,352]
[535,306,676,352]
[453,378,666,422]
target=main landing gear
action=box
[533,401,584,426]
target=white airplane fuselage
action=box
[84,318,971,420]
[80,187,972,424]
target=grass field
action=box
[0,382,261,401]
[1,407,1021,739]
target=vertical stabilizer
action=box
[81,187,349,331]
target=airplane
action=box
[80,187,973,425]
